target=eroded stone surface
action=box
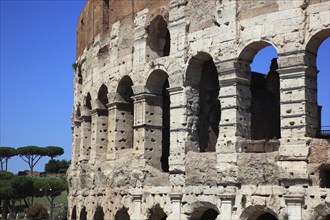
[69,0,330,219]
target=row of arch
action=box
[73,29,330,170]
[70,203,330,220]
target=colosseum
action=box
[68,0,330,219]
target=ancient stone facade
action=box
[68,0,330,219]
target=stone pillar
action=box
[284,196,304,220]
[133,9,148,67]
[168,87,186,185]
[219,195,235,220]
[216,61,250,184]
[130,193,144,220]
[278,52,318,139]
[79,116,91,162]
[217,61,251,150]
[167,193,187,220]
[107,102,134,151]
[90,109,108,164]
[72,120,81,166]
[133,93,163,170]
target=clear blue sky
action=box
[0,1,329,174]
[1,0,86,173]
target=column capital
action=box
[169,193,183,201]
[284,195,304,205]
[167,86,184,93]
[90,108,108,116]
[79,115,91,122]
[218,194,235,202]
[132,93,162,102]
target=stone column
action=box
[278,52,318,139]
[79,116,91,162]
[284,196,304,220]
[90,108,108,164]
[217,60,251,152]
[108,102,134,151]
[133,93,163,170]
[168,87,186,185]
[130,193,144,220]
[219,195,235,220]
[133,9,148,67]
[167,193,187,220]
[216,60,250,184]
[72,120,81,166]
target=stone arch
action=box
[94,206,105,220]
[80,206,88,220]
[115,207,130,220]
[144,69,170,172]
[305,29,330,138]
[71,206,77,220]
[184,52,220,152]
[98,84,109,110]
[240,205,278,220]
[76,104,81,118]
[311,202,330,220]
[319,164,330,188]
[189,201,220,220]
[111,75,135,150]
[305,28,330,68]
[86,92,92,111]
[93,84,109,158]
[146,15,171,60]
[238,41,280,140]
[147,204,167,220]
[81,93,92,159]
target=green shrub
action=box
[25,204,49,220]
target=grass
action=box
[34,191,68,206]
[9,191,68,219]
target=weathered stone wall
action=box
[69,0,330,219]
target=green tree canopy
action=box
[0,147,17,171]
[45,146,64,159]
[45,159,70,173]
[10,175,36,206]
[0,171,15,217]
[33,177,67,219]
[17,146,48,175]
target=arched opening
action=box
[77,64,83,85]
[93,85,109,156]
[323,214,330,220]
[80,207,87,220]
[103,0,109,31]
[76,105,81,118]
[86,93,92,111]
[306,29,330,138]
[255,213,277,220]
[148,204,167,220]
[115,207,130,220]
[319,164,330,188]
[94,206,104,220]
[239,42,280,140]
[115,76,134,150]
[241,205,278,220]
[145,70,170,171]
[98,84,109,110]
[190,207,219,220]
[146,15,171,60]
[71,206,77,220]
[82,93,92,158]
[185,53,220,152]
